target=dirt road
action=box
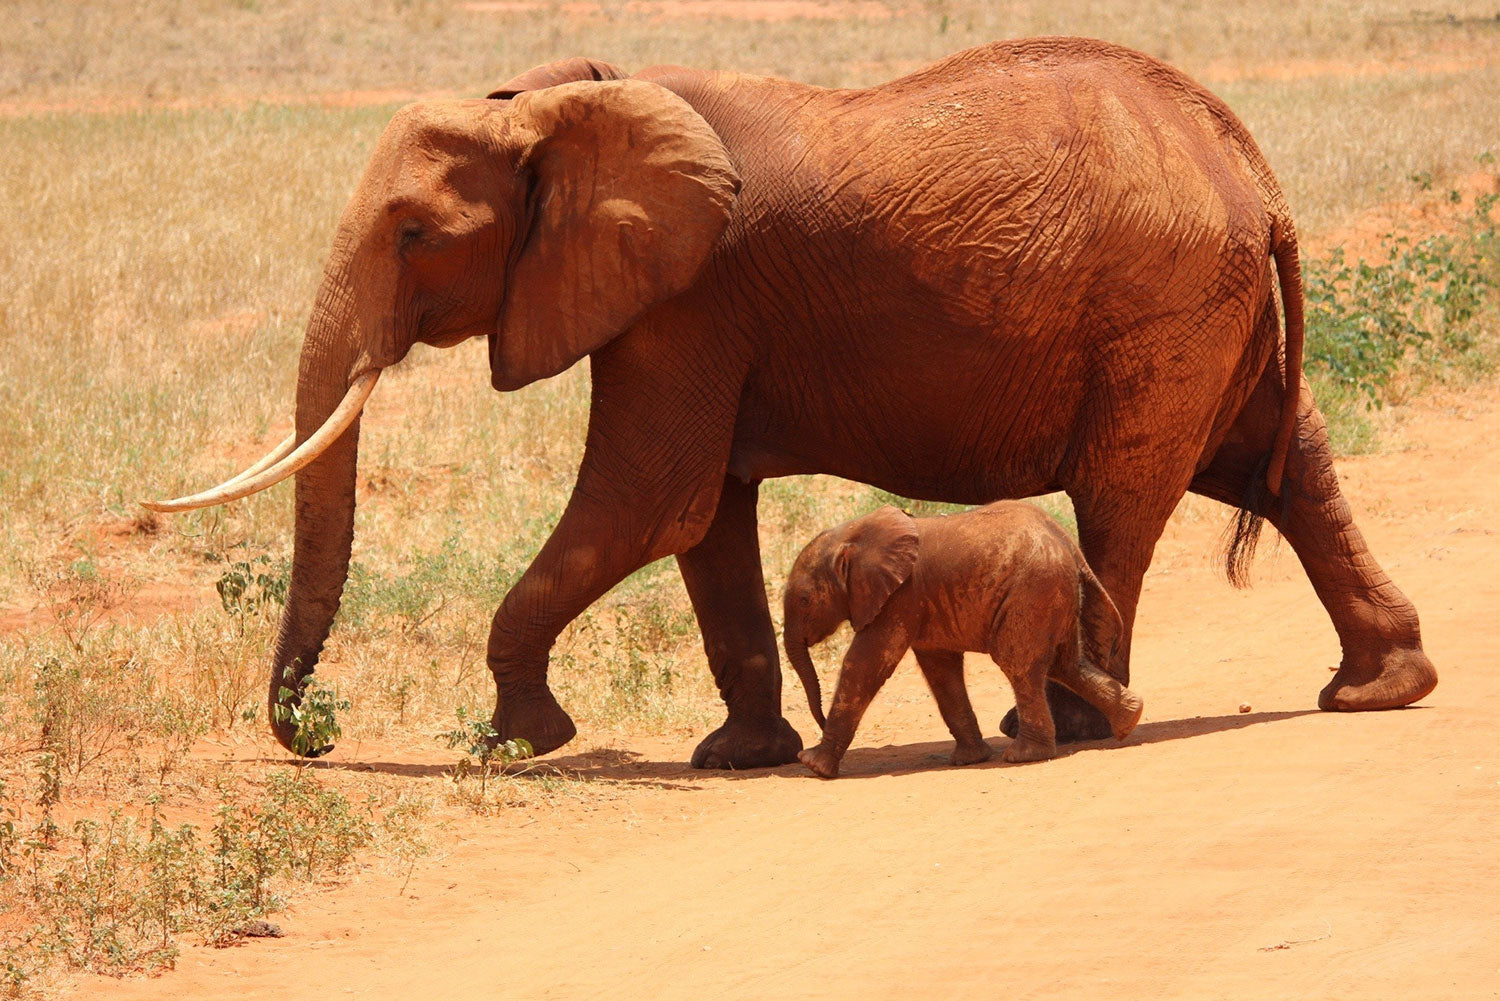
[85,381,1500,1000]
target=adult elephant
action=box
[146,38,1437,767]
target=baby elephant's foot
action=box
[1000,736,1057,764]
[1110,689,1145,741]
[950,740,993,766]
[798,744,842,779]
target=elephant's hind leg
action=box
[677,476,803,769]
[914,649,991,766]
[1000,463,1193,744]
[992,631,1062,764]
[1191,373,1436,711]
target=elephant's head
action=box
[145,79,740,755]
[782,506,919,729]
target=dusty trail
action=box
[85,381,1500,1000]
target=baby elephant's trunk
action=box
[783,614,827,729]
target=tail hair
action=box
[1222,453,1271,589]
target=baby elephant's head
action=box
[782,505,919,729]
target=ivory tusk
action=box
[219,431,297,489]
[142,370,380,513]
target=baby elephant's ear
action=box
[841,506,919,630]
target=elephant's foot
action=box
[950,740,993,767]
[1000,735,1057,764]
[691,715,803,770]
[1319,643,1437,711]
[797,743,841,779]
[494,687,577,757]
[999,683,1113,743]
[1108,689,1145,741]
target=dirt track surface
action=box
[80,382,1500,1000]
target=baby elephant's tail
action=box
[1078,563,1123,681]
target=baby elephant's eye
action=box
[798,594,810,608]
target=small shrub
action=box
[23,559,135,653]
[1305,195,1496,415]
[439,706,532,807]
[376,794,432,896]
[273,670,349,757]
[0,768,376,982]
[212,553,288,622]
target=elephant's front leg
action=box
[677,476,803,769]
[486,344,742,757]
[484,490,664,755]
[800,626,910,779]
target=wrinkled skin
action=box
[265,37,1436,768]
[784,504,1143,778]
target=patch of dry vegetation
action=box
[0,1,1498,992]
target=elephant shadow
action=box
[284,744,711,791]
[266,707,1360,786]
[825,708,1333,780]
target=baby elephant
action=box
[783,502,1142,778]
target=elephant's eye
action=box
[396,220,425,254]
[798,594,810,608]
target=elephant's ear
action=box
[487,57,628,99]
[839,506,920,630]
[489,79,740,391]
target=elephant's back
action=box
[852,40,1270,303]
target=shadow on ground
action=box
[813,708,1333,780]
[265,707,1367,786]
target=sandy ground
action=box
[67,376,1500,999]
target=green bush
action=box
[0,768,378,982]
[1304,192,1498,448]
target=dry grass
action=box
[0,1,1497,988]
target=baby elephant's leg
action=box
[992,636,1059,763]
[1050,658,1144,741]
[913,649,992,766]
[799,627,908,779]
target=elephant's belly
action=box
[728,341,1081,504]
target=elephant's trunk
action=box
[783,611,826,730]
[268,250,369,756]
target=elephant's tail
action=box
[1266,217,1305,497]
[1224,218,1304,588]
[1078,561,1124,682]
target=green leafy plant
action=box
[213,554,288,620]
[1305,195,1495,411]
[0,769,378,984]
[273,668,349,758]
[439,707,532,803]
